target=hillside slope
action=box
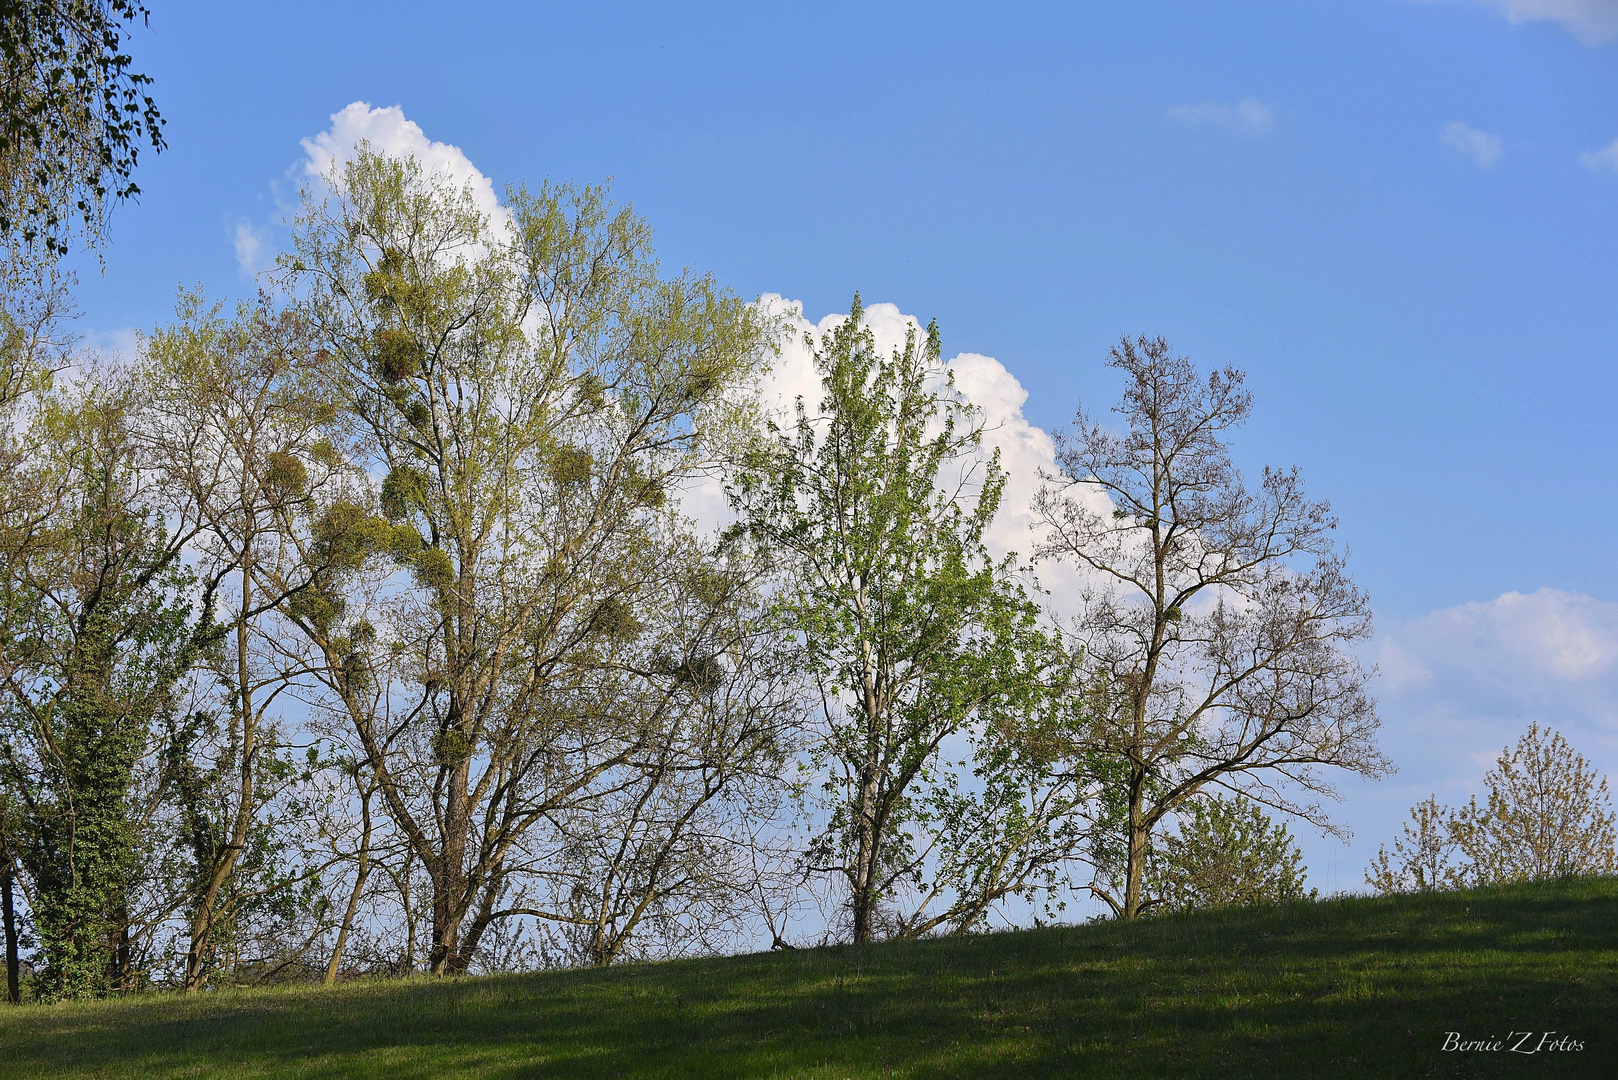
[1,878,1613,1079]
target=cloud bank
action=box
[1379,588,1618,733]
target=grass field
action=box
[0,878,1612,1079]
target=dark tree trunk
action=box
[2,863,19,1003]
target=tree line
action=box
[0,146,1401,999]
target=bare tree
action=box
[135,291,346,991]
[1033,335,1389,919]
[534,544,803,965]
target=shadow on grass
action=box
[3,878,1614,1080]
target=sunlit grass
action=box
[0,878,1612,1078]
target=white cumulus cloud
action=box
[1168,98,1275,137]
[1440,121,1504,168]
[677,295,1104,611]
[300,102,507,236]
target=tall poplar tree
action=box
[728,297,1066,943]
[278,148,771,974]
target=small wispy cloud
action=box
[1580,136,1618,173]
[1440,121,1503,169]
[1472,0,1618,45]
[86,327,142,366]
[233,221,273,277]
[1410,1,1618,45]
[1168,98,1274,137]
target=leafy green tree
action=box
[728,296,1070,943]
[277,147,772,974]
[0,249,73,1003]
[1034,335,1388,920]
[1147,794,1314,913]
[0,373,217,999]
[1368,724,1617,894]
[0,0,164,258]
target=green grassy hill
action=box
[1,878,1613,1079]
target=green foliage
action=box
[729,294,1065,942]
[548,444,592,488]
[371,328,424,385]
[0,0,165,257]
[0,381,210,999]
[311,501,393,571]
[264,451,308,499]
[1147,795,1315,913]
[378,465,428,521]
[588,596,642,643]
[283,501,399,635]
[408,545,454,594]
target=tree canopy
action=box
[0,0,164,258]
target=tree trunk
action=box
[851,772,878,944]
[107,915,131,994]
[1126,761,1152,919]
[851,649,882,944]
[1123,777,1147,920]
[2,863,18,1003]
[324,779,373,985]
[430,745,470,975]
[185,566,259,992]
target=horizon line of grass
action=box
[1,876,1613,1078]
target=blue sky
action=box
[63,0,1618,896]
